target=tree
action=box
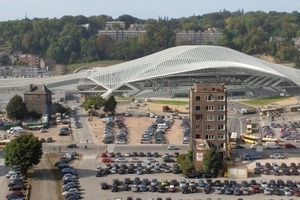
[6,95,28,120]
[176,149,194,174]
[103,96,117,113]
[202,148,223,175]
[82,95,105,110]
[4,133,43,176]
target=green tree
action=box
[4,133,43,176]
[83,95,105,110]
[103,96,117,113]
[177,149,194,174]
[202,148,223,175]
[6,95,28,120]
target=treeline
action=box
[0,10,300,65]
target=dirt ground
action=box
[24,97,299,145]
[91,116,184,145]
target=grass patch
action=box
[150,100,189,106]
[240,96,290,106]
[66,60,124,73]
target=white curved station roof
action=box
[84,45,300,96]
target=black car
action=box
[234,145,246,149]
[163,157,175,163]
[277,179,285,188]
[153,152,159,157]
[185,172,202,179]
[150,185,157,192]
[66,144,78,148]
[123,184,130,191]
[111,185,118,192]
[101,182,109,190]
[158,185,165,193]
[274,187,282,196]
[124,178,131,185]
[204,186,211,194]
[182,187,190,194]
[203,173,215,178]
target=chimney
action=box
[30,84,33,92]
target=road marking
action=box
[81,155,97,160]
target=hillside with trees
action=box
[0,11,300,67]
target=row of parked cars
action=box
[140,117,173,144]
[102,115,128,144]
[254,161,300,176]
[101,176,300,197]
[54,151,80,200]
[96,161,180,177]
[181,117,190,144]
[5,166,27,200]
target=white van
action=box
[12,127,24,137]
[264,142,280,149]
[7,126,22,134]
[157,123,169,129]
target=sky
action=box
[1,0,299,21]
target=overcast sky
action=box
[1,0,299,21]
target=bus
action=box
[241,134,261,144]
[0,140,10,149]
[230,132,238,148]
[240,134,279,144]
[259,107,284,116]
[287,106,300,112]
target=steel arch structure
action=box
[80,45,300,96]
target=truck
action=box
[242,153,263,160]
[241,108,257,115]
[264,142,280,149]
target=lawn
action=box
[240,96,290,106]
[150,99,189,106]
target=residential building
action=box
[24,84,52,115]
[189,83,227,169]
[176,28,223,45]
[98,21,146,41]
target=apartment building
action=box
[24,84,52,115]
[98,21,146,41]
[176,28,223,45]
[189,83,227,169]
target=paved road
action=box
[0,156,10,199]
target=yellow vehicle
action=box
[241,134,260,144]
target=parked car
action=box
[167,145,179,150]
[66,144,78,148]
[270,153,284,159]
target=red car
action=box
[293,188,300,197]
[102,158,113,163]
[100,153,108,158]
[285,143,296,149]
[251,185,260,193]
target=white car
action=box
[62,188,78,196]
[130,157,141,163]
[115,140,126,144]
[167,145,179,150]
[260,180,268,188]
[264,187,271,195]
[144,157,156,163]
[6,171,18,178]
[215,186,223,194]
[270,153,284,159]
[115,157,127,163]
[284,187,292,196]
[179,179,187,188]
